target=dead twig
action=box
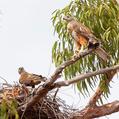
[53,88,59,101]
[0,76,8,84]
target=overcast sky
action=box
[0,0,119,118]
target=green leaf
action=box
[52,0,119,100]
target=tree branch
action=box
[18,64,119,112]
[87,70,116,107]
[17,46,119,115]
[45,48,94,86]
[71,100,119,119]
[18,48,94,112]
[54,65,119,87]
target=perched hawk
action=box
[63,15,109,61]
[18,67,46,88]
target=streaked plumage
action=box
[63,15,109,61]
[18,67,46,88]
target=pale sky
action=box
[0,0,119,118]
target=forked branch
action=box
[45,48,94,86]
[18,48,94,111]
[18,47,119,118]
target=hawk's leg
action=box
[74,49,80,54]
[73,45,84,59]
[80,45,84,53]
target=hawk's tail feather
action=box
[95,47,110,62]
[33,74,47,82]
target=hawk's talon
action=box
[72,51,80,59]
[72,54,78,59]
[74,50,80,54]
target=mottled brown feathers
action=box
[18,67,46,88]
[63,15,109,61]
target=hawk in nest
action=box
[18,67,46,88]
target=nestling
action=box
[18,67,46,88]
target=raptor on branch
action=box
[63,15,109,61]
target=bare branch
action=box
[71,100,119,119]
[18,63,119,112]
[54,65,119,87]
[87,70,116,107]
[17,46,118,114]
[53,88,59,101]
[45,48,94,86]
[18,48,94,112]
[0,76,8,84]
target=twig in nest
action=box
[38,100,45,119]
[0,76,8,84]
[53,88,59,102]
[20,99,29,119]
[2,83,12,87]
[45,100,59,119]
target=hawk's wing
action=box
[76,22,91,34]
[74,21,98,41]
[32,74,46,82]
[72,30,80,41]
[20,78,33,86]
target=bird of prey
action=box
[63,15,109,61]
[18,67,46,88]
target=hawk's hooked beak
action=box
[63,16,68,21]
[63,15,74,22]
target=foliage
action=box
[0,99,19,119]
[52,0,119,98]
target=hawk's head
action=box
[63,15,74,22]
[18,67,25,74]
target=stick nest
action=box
[0,83,76,119]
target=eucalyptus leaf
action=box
[52,0,119,99]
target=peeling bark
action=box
[71,101,119,119]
